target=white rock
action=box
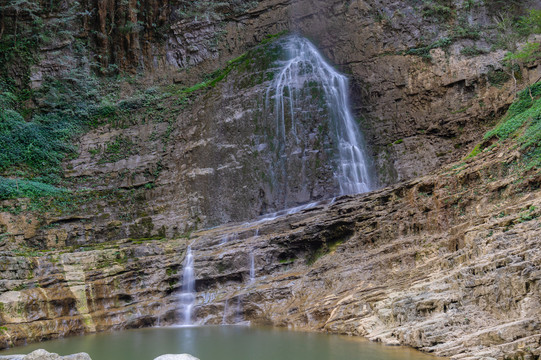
[61,353,92,360]
[153,355,200,360]
[23,349,60,360]
[0,355,25,360]
[2,350,93,360]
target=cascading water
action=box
[249,253,255,283]
[179,246,195,325]
[222,299,229,325]
[267,35,373,197]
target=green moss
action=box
[465,144,482,159]
[279,258,295,264]
[306,239,344,265]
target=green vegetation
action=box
[180,31,288,95]
[99,136,138,164]
[422,1,455,22]
[484,82,541,169]
[306,239,344,265]
[460,46,487,57]
[517,206,538,223]
[486,67,511,88]
[465,144,481,159]
[404,37,452,60]
[0,63,104,185]
[0,177,68,200]
[405,5,541,62]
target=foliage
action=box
[465,144,481,159]
[0,177,68,200]
[0,68,99,183]
[461,46,487,57]
[451,21,481,40]
[493,9,541,52]
[422,0,455,22]
[484,83,541,169]
[180,31,288,94]
[99,136,138,164]
[486,67,511,87]
[404,37,452,60]
[504,42,541,65]
[518,9,541,35]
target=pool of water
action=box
[0,326,438,360]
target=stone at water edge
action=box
[0,355,24,360]
[0,349,92,360]
[153,354,200,360]
[61,353,93,360]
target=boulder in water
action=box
[0,355,24,360]
[153,355,200,360]
[0,350,92,360]
[61,353,93,360]
[23,350,59,360]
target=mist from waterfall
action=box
[267,35,373,196]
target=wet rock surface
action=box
[1,144,539,360]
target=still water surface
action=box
[0,326,438,360]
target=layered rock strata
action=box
[7,0,540,229]
[1,144,539,360]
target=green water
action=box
[0,326,437,360]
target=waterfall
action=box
[235,296,244,323]
[249,253,255,283]
[222,299,229,325]
[267,35,373,196]
[221,233,238,245]
[179,246,195,325]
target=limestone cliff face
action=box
[1,0,541,359]
[1,143,540,360]
[21,0,539,229]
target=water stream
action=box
[179,246,195,325]
[267,35,374,197]
[249,253,255,283]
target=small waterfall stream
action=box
[222,299,229,325]
[179,246,195,325]
[249,253,255,283]
[267,35,373,197]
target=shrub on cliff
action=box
[485,82,541,169]
[0,176,68,200]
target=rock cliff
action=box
[4,0,540,228]
[1,140,540,359]
[1,0,541,359]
